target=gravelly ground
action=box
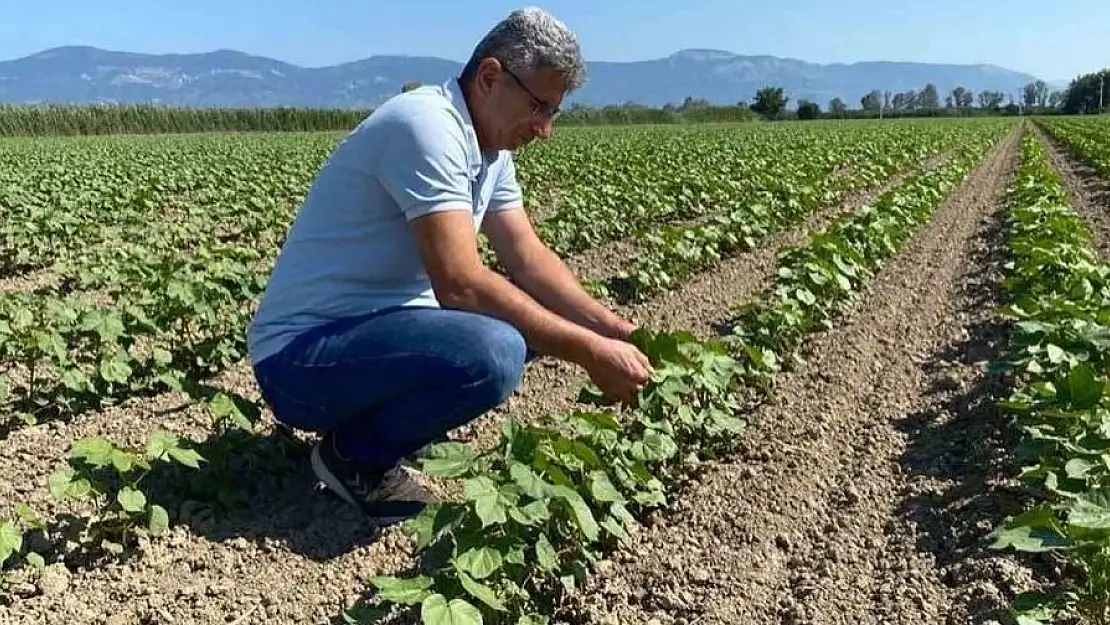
[0,140,1028,625]
[567,126,1057,625]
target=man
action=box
[248,7,652,528]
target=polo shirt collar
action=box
[444,77,484,177]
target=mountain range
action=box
[0,46,1052,110]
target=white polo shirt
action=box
[247,77,524,364]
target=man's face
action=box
[474,60,565,151]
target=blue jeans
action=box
[252,306,533,471]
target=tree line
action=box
[740,68,1107,121]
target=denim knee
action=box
[465,317,528,409]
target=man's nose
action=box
[533,115,555,139]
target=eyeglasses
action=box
[501,66,561,120]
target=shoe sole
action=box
[310,443,415,527]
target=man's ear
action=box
[472,57,504,97]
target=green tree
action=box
[827,97,848,118]
[860,90,882,111]
[750,86,789,119]
[1061,70,1108,114]
[796,100,821,120]
[919,83,940,109]
[950,86,973,111]
[977,90,1005,110]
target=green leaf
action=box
[102,540,124,555]
[509,462,550,499]
[1066,363,1103,410]
[109,449,135,473]
[420,443,479,478]
[633,431,678,461]
[464,476,507,528]
[168,447,204,469]
[341,605,391,624]
[795,288,816,306]
[456,570,507,612]
[152,348,173,366]
[1046,343,1066,364]
[421,593,483,625]
[25,552,45,570]
[454,546,503,580]
[370,575,434,605]
[1068,498,1110,530]
[1064,458,1095,480]
[0,520,22,567]
[148,504,169,536]
[14,503,43,530]
[587,471,624,504]
[550,485,599,541]
[508,500,550,526]
[601,515,630,541]
[208,392,253,430]
[991,524,1069,553]
[71,437,114,467]
[99,357,132,384]
[117,487,147,513]
[534,532,558,572]
[146,430,177,459]
[406,502,466,550]
[48,471,75,500]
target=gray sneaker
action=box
[310,433,431,526]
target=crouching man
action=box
[247,7,651,527]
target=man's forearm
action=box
[508,246,634,340]
[437,265,605,364]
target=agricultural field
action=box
[3,114,1110,624]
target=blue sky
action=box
[0,0,1104,82]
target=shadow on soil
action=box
[22,418,387,577]
[140,422,390,562]
[892,202,1064,623]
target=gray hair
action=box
[461,7,586,92]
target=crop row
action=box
[1037,116,1110,179]
[613,120,1013,300]
[989,126,1110,623]
[345,125,1009,624]
[532,120,971,258]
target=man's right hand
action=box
[582,336,654,404]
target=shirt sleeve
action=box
[488,153,525,212]
[377,108,474,221]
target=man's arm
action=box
[377,109,649,401]
[481,206,637,341]
[410,208,605,364]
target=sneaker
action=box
[310,433,431,526]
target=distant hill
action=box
[0,46,1045,109]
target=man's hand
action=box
[582,335,654,404]
[605,317,640,342]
